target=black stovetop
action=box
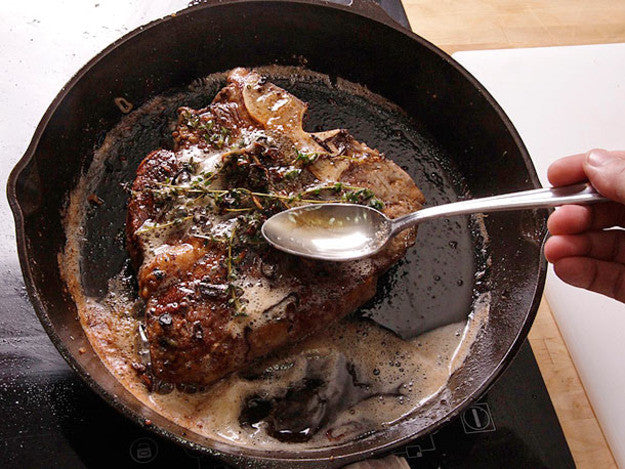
[0,1,574,468]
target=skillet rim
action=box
[6,0,548,465]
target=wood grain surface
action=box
[398,0,625,466]
[404,0,625,54]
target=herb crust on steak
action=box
[126,68,425,387]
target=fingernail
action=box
[586,149,613,167]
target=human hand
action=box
[544,149,625,302]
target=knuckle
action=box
[587,148,607,156]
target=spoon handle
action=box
[391,183,608,235]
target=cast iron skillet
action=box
[7,0,547,467]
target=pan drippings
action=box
[60,66,490,450]
[70,271,487,449]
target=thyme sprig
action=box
[134,215,194,235]
[151,183,384,209]
[291,149,319,166]
[140,182,384,238]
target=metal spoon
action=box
[261,183,608,261]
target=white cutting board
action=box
[454,44,625,466]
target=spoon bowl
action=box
[261,203,392,261]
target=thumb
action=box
[583,149,625,204]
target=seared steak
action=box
[127,69,425,386]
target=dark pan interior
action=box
[8,1,547,467]
[80,70,481,339]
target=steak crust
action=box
[127,69,425,386]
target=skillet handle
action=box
[324,0,411,30]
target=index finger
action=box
[547,153,588,186]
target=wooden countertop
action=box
[403,0,625,54]
[400,1,625,467]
